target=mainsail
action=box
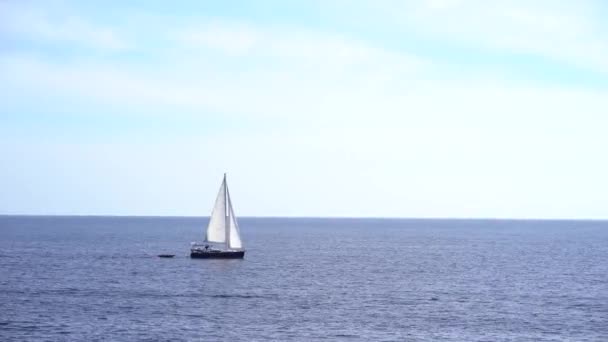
[204,174,243,250]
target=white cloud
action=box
[0,2,128,50]
[331,0,608,73]
[0,17,429,123]
[175,21,260,56]
[172,20,427,74]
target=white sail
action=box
[205,178,226,243]
[227,195,243,249]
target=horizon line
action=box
[1,213,607,222]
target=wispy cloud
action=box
[1,15,429,124]
[350,0,608,73]
[172,20,427,73]
[0,2,128,50]
[174,21,260,56]
[2,2,606,127]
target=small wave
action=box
[334,334,359,338]
[181,314,205,318]
[208,294,276,299]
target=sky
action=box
[1,0,608,218]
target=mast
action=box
[224,173,230,249]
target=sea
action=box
[0,216,607,341]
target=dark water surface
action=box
[1,216,607,341]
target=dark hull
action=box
[190,250,245,259]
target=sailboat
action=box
[190,174,245,259]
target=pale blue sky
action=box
[1,0,607,218]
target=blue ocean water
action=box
[0,216,607,341]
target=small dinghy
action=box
[191,174,245,259]
[157,254,175,258]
